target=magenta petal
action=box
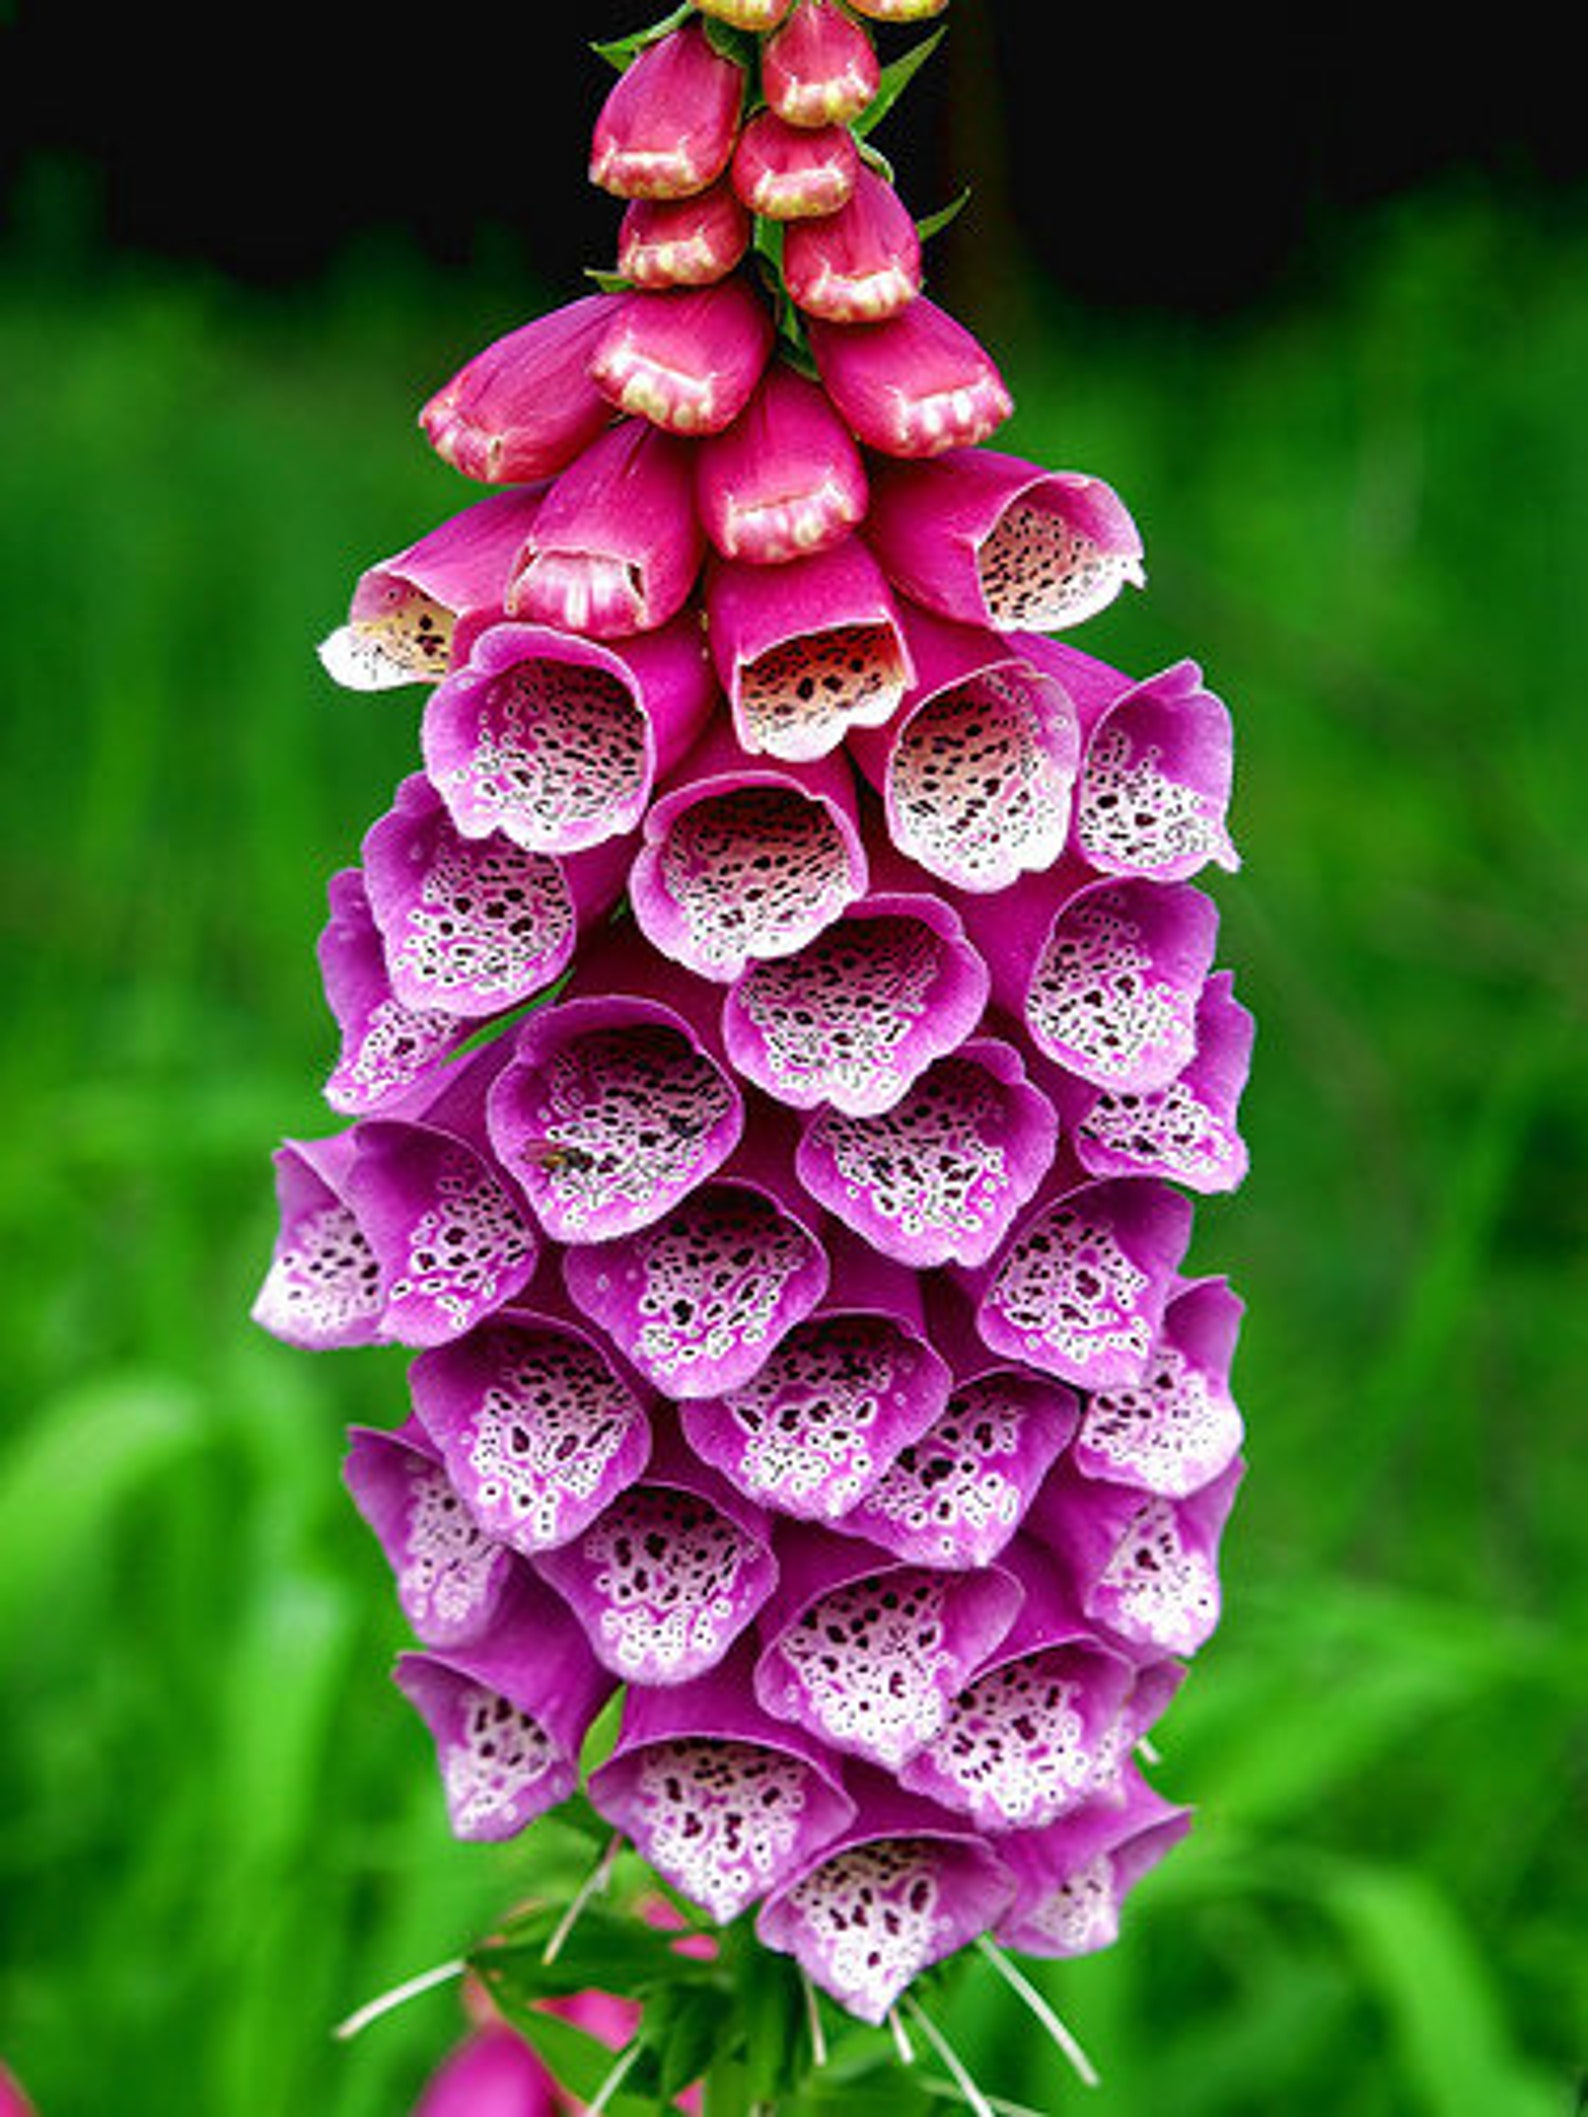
[694,363,868,569]
[1031,1456,1244,1658]
[392,1569,615,1841]
[781,162,921,323]
[808,297,1013,458]
[992,1765,1193,1957]
[590,278,776,437]
[731,109,859,221]
[1071,1275,1246,1499]
[587,1640,856,1921]
[534,1425,779,1684]
[762,0,880,130]
[419,295,620,484]
[723,886,989,1117]
[408,1306,654,1556]
[618,179,752,289]
[704,537,913,761]
[486,994,743,1244]
[251,1131,384,1351]
[840,1365,1079,1569]
[318,486,549,692]
[629,727,869,980]
[560,1134,830,1399]
[1071,659,1240,880]
[506,417,706,639]
[412,2025,560,2117]
[318,868,468,1117]
[898,1538,1143,1829]
[361,773,630,1020]
[970,1175,1195,1390]
[962,871,1221,1092]
[756,1770,1016,2024]
[864,447,1145,635]
[342,1419,519,1650]
[422,613,715,854]
[1060,969,1254,1193]
[678,1267,953,1521]
[848,608,1081,891]
[588,21,746,201]
[753,1521,1024,1770]
[795,1036,1059,1270]
[344,1116,538,1348]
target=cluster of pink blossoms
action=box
[255,0,1251,2036]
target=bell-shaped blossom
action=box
[694,361,868,568]
[840,1359,1080,1571]
[730,109,859,221]
[589,279,775,438]
[756,1770,1014,2024]
[317,487,549,693]
[959,868,1221,1092]
[1054,969,1254,1194]
[411,2021,561,2117]
[561,1125,831,1401]
[1070,1275,1247,1501]
[486,991,743,1246]
[1064,656,1241,883]
[252,1131,384,1352]
[968,1173,1195,1392]
[394,1568,617,1841]
[704,536,912,762]
[795,1034,1059,1270]
[629,723,869,980]
[1030,1455,1245,1660]
[359,773,633,1021]
[753,1521,1023,1770]
[898,1537,1160,1829]
[848,607,1081,892]
[317,868,470,1118]
[721,884,988,1116]
[696,0,795,26]
[343,1417,521,1652]
[617,180,752,289]
[419,296,619,484]
[865,448,1145,637]
[506,416,705,639]
[992,1765,1193,1958]
[808,297,1013,458]
[587,1639,856,1923]
[679,1236,952,1522]
[782,163,922,324]
[588,23,746,201]
[422,612,716,856]
[408,1295,654,1559]
[534,1420,779,1686]
[762,0,881,130]
[346,1107,540,1352]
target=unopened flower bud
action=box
[418,295,619,483]
[763,0,881,129]
[589,23,746,200]
[618,180,752,288]
[783,163,923,322]
[731,108,859,221]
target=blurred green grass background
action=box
[1,158,1584,2117]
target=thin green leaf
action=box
[472,1903,719,2007]
[916,187,972,244]
[698,16,759,71]
[853,26,947,140]
[648,1984,727,2102]
[592,3,695,71]
[491,2010,659,2117]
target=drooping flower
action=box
[589,278,776,437]
[730,108,860,221]
[693,359,869,567]
[418,296,620,484]
[617,180,752,289]
[808,296,1014,457]
[588,23,747,201]
[782,162,922,323]
[762,0,881,130]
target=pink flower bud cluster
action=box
[262,1,1252,2036]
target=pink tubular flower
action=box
[730,108,859,221]
[588,23,746,200]
[705,535,913,760]
[617,180,751,289]
[589,277,776,436]
[505,417,704,638]
[419,297,619,484]
[318,486,548,692]
[762,0,881,129]
[782,163,922,323]
[863,447,1146,633]
[694,360,868,567]
[412,2020,563,2117]
[809,296,1014,457]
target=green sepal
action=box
[852,25,947,141]
[584,266,635,295]
[592,2,696,71]
[486,2010,658,2117]
[648,1981,732,2102]
[698,14,760,71]
[471,1899,720,2007]
[915,186,971,244]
